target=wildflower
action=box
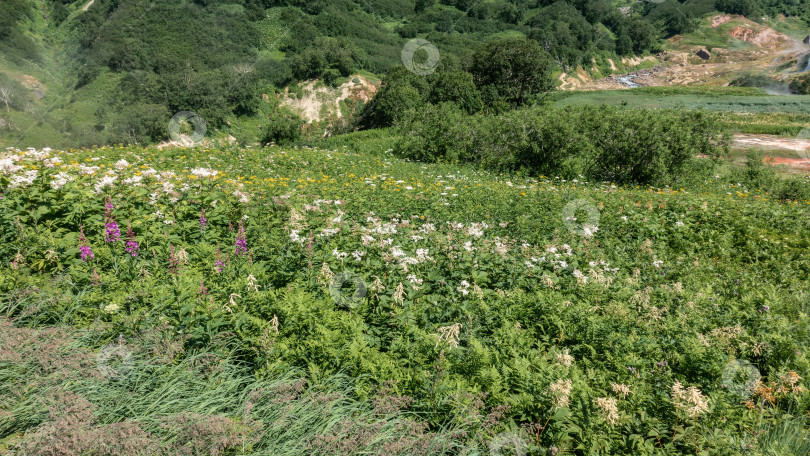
[199,208,207,231]
[549,379,573,409]
[103,303,120,314]
[94,174,117,193]
[234,221,247,256]
[435,323,462,349]
[370,276,385,294]
[653,260,663,268]
[78,225,94,262]
[472,283,484,300]
[270,314,279,334]
[556,349,574,368]
[10,252,25,270]
[168,244,181,275]
[91,268,102,286]
[457,280,470,296]
[124,222,139,257]
[214,244,225,273]
[190,167,217,178]
[246,274,260,292]
[319,262,334,285]
[573,269,588,284]
[9,170,38,188]
[393,282,405,305]
[611,383,631,399]
[50,172,73,189]
[176,248,189,265]
[199,280,209,298]
[595,397,619,426]
[103,198,120,243]
[671,380,709,418]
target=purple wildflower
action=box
[234,221,247,256]
[103,198,120,242]
[125,222,139,257]
[214,243,225,272]
[78,225,94,262]
[199,208,207,231]
[105,221,121,243]
[198,280,209,298]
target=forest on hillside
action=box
[1,0,809,146]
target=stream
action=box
[617,75,640,88]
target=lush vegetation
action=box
[393,104,727,186]
[1,138,809,454]
[3,0,809,148]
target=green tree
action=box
[468,37,555,106]
[261,107,304,145]
[428,71,482,114]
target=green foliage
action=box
[469,37,555,106]
[0,141,810,454]
[790,73,810,95]
[0,0,40,64]
[427,71,483,114]
[395,104,730,186]
[261,107,304,145]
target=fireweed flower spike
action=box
[125,222,139,257]
[168,244,181,275]
[214,243,225,273]
[78,225,94,262]
[234,221,247,256]
[199,207,207,231]
[103,197,121,243]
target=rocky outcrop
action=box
[729,26,791,49]
[804,35,810,45]
[696,49,711,60]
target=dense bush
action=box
[395,105,730,186]
[468,37,555,106]
[261,107,304,145]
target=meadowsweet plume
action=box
[549,379,573,409]
[595,397,619,426]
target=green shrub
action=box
[395,105,729,185]
[261,108,304,145]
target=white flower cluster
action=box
[50,172,74,190]
[190,167,218,178]
[9,170,38,188]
